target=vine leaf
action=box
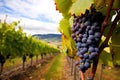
[99,48,114,67]
[113,0,120,8]
[59,18,71,38]
[69,0,94,16]
[95,0,106,10]
[54,0,72,17]
[111,45,120,65]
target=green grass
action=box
[4,57,22,70]
[45,53,64,80]
[3,56,39,72]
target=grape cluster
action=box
[71,9,105,72]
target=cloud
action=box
[0,0,62,34]
[1,0,62,23]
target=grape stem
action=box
[91,10,120,79]
[80,71,85,80]
[101,0,114,35]
[111,8,120,11]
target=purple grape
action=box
[88,35,94,40]
[80,24,85,29]
[91,26,95,30]
[72,28,76,32]
[79,54,84,59]
[84,53,89,59]
[81,43,87,47]
[88,47,94,52]
[80,50,85,55]
[82,47,88,53]
[86,59,90,63]
[73,37,77,42]
[76,42,81,48]
[78,33,82,38]
[73,22,77,27]
[78,48,83,51]
[77,37,81,42]
[93,22,98,26]
[89,52,98,59]
[75,31,80,35]
[83,34,88,38]
[71,33,76,38]
[76,23,80,27]
[95,48,99,52]
[86,25,91,30]
[84,62,90,68]
[82,37,87,43]
[75,61,79,65]
[80,59,85,62]
[84,21,90,26]
[95,26,100,30]
[78,19,82,23]
[79,64,86,71]
[74,17,79,22]
[88,30,94,35]
[94,32,101,38]
[95,37,100,42]
[87,39,92,45]
[82,17,86,22]
[77,51,81,56]
[78,28,82,33]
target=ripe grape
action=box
[84,62,90,68]
[82,37,87,43]
[88,35,94,40]
[88,47,95,52]
[79,64,85,71]
[87,39,92,45]
[84,53,89,59]
[94,32,101,38]
[71,8,104,73]
[84,21,90,26]
[76,42,81,48]
[88,30,94,35]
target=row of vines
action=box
[54,0,120,80]
[0,17,60,74]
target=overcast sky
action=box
[0,0,63,35]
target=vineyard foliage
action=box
[54,0,120,66]
[0,20,60,66]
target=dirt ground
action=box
[0,53,120,80]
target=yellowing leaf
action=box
[113,0,120,8]
[0,22,2,29]
[69,0,94,16]
[94,0,106,10]
[59,18,71,38]
[54,0,72,14]
[100,49,114,67]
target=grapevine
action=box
[71,8,105,73]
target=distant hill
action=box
[32,34,61,43]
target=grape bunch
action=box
[71,9,105,72]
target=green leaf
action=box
[0,22,2,29]
[110,44,120,66]
[113,0,120,8]
[111,23,120,45]
[94,0,106,10]
[100,47,114,67]
[69,0,94,16]
[55,0,72,17]
[59,18,71,38]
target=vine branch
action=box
[101,0,114,34]
[91,10,120,79]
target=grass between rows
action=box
[45,53,64,80]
